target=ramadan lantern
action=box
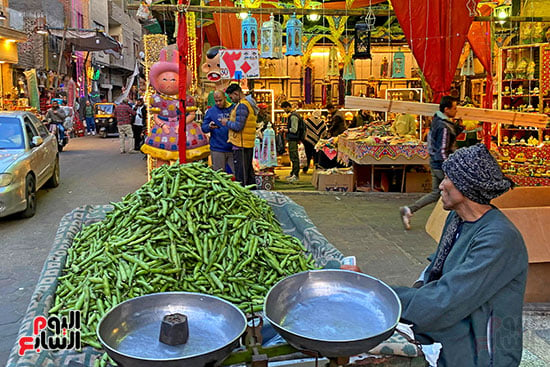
[392,50,406,78]
[241,13,258,49]
[285,13,303,56]
[353,20,372,59]
[261,122,278,167]
[261,14,283,59]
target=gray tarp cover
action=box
[7,191,344,366]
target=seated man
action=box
[393,144,527,366]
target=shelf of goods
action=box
[496,144,550,186]
[251,89,275,124]
[498,43,550,146]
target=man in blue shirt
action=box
[202,90,235,173]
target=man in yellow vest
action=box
[221,83,259,187]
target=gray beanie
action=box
[442,144,514,204]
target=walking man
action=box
[115,99,137,154]
[281,101,304,182]
[220,84,258,187]
[400,96,463,229]
[132,98,146,151]
[84,100,95,135]
[202,90,235,173]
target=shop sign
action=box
[219,49,260,80]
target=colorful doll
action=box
[141,48,209,162]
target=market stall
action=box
[7,163,433,367]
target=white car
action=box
[0,111,60,218]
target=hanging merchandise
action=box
[353,20,372,59]
[285,13,303,56]
[260,122,278,167]
[461,49,475,76]
[261,14,283,59]
[392,50,406,78]
[343,58,356,80]
[241,12,258,49]
[327,47,339,76]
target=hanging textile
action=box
[213,0,242,49]
[392,0,480,102]
[467,4,493,146]
[304,65,313,104]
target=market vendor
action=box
[390,113,416,136]
[325,103,346,137]
[393,144,527,366]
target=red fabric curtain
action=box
[468,5,493,147]
[392,0,479,102]
[213,0,242,50]
[468,5,493,109]
[177,0,189,162]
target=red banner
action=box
[177,1,189,163]
[392,0,479,102]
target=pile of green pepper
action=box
[51,162,316,348]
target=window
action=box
[29,113,49,139]
[24,117,39,148]
[0,117,24,149]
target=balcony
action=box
[108,1,125,26]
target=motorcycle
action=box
[44,119,69,152]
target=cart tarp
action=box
[7,191,345,366]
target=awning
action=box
[48,29,122,54]
[0,25,27,42]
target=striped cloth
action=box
[304,116,326,146]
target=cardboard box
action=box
[426,186,550,302]
[405,172,432,193]
[313,169,355,192]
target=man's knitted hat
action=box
[442,144,514,204]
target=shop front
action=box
[0,25,26,110]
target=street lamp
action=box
[36,16,48,35]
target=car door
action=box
[29,113,56,181]
[23,116,49,187]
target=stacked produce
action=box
[50,162,316,348]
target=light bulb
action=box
[307,13,320,22]
[237,12,248,20]
[498,10,508,20]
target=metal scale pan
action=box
[97,292,247,367]
[264,270,401,358]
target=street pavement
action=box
[0,136,148,365]
[1,137,548,365]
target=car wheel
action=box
[46,156,60,188]
[101,129,108,138]
[20,175,37,218]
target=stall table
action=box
[337,136,429,192]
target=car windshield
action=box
[95,104,114,115]
[0,117,24,149]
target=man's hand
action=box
[220,118,228,126]
[209,122,219,129]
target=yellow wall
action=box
[0,39,18,63]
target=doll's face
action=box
[157,71,179,95]
[201,53,222,82]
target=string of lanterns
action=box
[186,11,198,94]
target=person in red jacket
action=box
[115,99,137,154]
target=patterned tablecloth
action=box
[338,136,429,166]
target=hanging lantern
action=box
[327,47,339,76]
[461,50,475,76]
[285,13,303,56]
[261,14,283,59]
[353,20,371,60]
[241,13,258,49]
[392,50,406,78]
[343,59,356,80]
